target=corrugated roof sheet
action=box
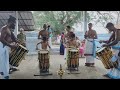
[0,11,35,31]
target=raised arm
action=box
[107,32,115,44]
[11,31,19,43]
[99,33,115,44]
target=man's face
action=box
[66,28,70,32]
[107,26,114,33]
[10,21,16,30]
[20,30,24,33]
[88,24,92,29]
[43,24,47,30]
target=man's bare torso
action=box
[0,25,13,43]
[87,30,97,39]
[41,41,48,50]
[39,30,49,39]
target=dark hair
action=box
[48,25,50,27]
[71,33,75,38]
[62,32,64,34]
[66,25,71,29]
[8,15,16,23]
[88,23,92,26]
[42,36,47,41]
[106,22,114,28]
[43,24,47,28]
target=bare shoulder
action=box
[1,25,8,33]
[92,30,96,32]
[39,29,43,33]
[116,29,120,34]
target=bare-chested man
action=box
[100,23,120,79]
[37,24,49,49]
[38,24,49,40]
[0,15,19,79]
[84,23,97,67]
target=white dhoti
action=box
[0,42,9,79]
[49,37,52,48]
[106,42,120,79]
[64,48,67,60]
[84,39,96,66]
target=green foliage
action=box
[33,11,119,35]
[33,11,83,35]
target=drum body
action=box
[67,48,79,69]
[9,44,28,67]
[38,50,50,71]
[96,47,118,69]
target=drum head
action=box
[69,49,78,52]
[39,50,49,54]
[96,47,106,53]
[19,44,27,50]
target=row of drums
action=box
[9,44,79,73]
[38,46,119,72]
[9,44,118,73]
[12,43,116,73]
[38,48,79,72]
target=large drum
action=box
[67,48,79,69]
[9,44,28,67]
[96,47,118,69]
[38,50,50,72]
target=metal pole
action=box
[83,11,87,35]
[14,11,18,37]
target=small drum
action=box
[38,50,50,72]
[96,47,118,69]
[9,44,28,67]
[67,48,79,69]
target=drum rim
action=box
[96,47,107,53]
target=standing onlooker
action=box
[79,39,85,57]
[84,23,98,67]
[60,32,65,55]
[47,25,53,48]
[17,28,26,60]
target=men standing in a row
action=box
[0,15,19,79]
[84,23,98,67]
